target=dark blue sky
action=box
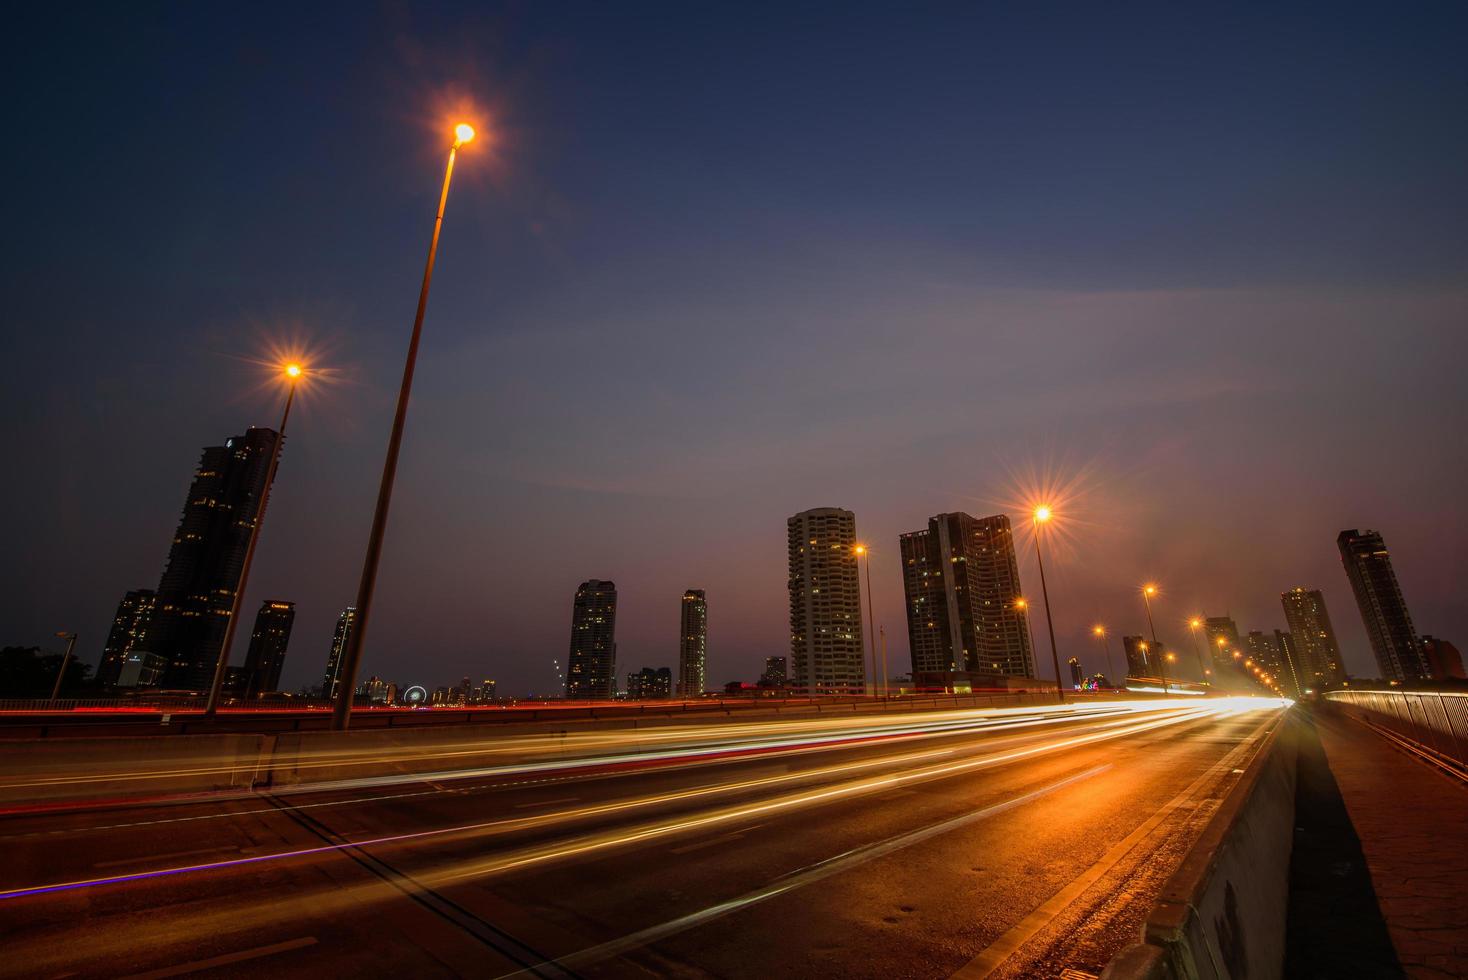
[3,2,1465,694]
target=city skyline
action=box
[3,4,1465,699]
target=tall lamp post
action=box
[1092,625,1116,690]
[333,123,476,731]
[205,362,304,717]
[854,544,877,698]
[49,631,77,706]
[1188,617,1208,685]
[1141,584,1169,694]
[1032,506,1064,704]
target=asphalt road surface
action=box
[0,698,1285,979]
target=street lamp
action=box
[854,544,878,697]
[1032,506,1065,704]
[48,632,77,706]
[333,122,476,731]
[1188,617,1208,684]
[1141,583,1169,694]
[204,361,305,716]
[1092,625,1116,690]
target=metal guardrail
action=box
[1324,689,1468,774]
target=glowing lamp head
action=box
[1190,618,1202,628]
[853,544,866,556]
[1143,584,1158,597]
[1092,625,1104,636]
[454,123,476,145]
[1015,598,1027,611]
[285,363,303,379]
[1033,505,1053,523]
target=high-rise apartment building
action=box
[678,590,707,697]
[97,589,157,686]
[242,600,294,697]
[1245,631,1284,678]
[1274,630,1305,698]
[323,606,356,700]
[1421,636,1464,681]
[1280,588,1346,689]
[787,508,864,695]
[567,580,618,699]
[1122,635,1154,678]
[899,512,1033,684]
[135,428,282,690]
[760,656,788,688]
[627,666,672,699]
[1337,529,1429,682]
[1203,616,1243,669]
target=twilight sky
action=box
[2,2,1465,695]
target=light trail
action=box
[0,701,1271,903]
[0,698,1213,801]
[494,764,1116,979]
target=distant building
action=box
[1421,636,1465,681]
[1203,616,1243,669]
[567,580,618,699]
[1122,635,1153,678]
[98,589,157,686]
[242,600,294,697]
[1274,630,1305,698]
[760,656,788,688]
[1245,631,1284,678]
[322,606,356,700]
[115,650,167,688]
[481,679,498,701]
[787,508,864,695]
[899,512,1033,685]
[627,667,673,699]
[1337,529,1429,683]
[135,428,282,690]
[678,590,708,697]
[1280,588,1346,689]
[1067,657,1083,689]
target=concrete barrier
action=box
[1102,713,1298,980]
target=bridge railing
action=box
[1323,689,1468,775]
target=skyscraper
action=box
[97,589,157,686]
[1067,657,1083,689]
[1245,630,1284,678]
[323,606,356,700]
[1203,615,1243,669]
[567,580,618,699]
[760,656,788,688]
[678,590,707,697]
[627,666,672,699]
[1280,588,1346,689]
[135,428,282,690]
[1274,630,1305,698]
[899,512,1033,685]
[1122,635,1153,678]
[788,508,864,696]
[242,600,294,697]
[1337,529,1429,682]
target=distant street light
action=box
[854,544,878,697]
[333,123,476,731]
[48,632,77,706]
[1032,506,1065,704]
[1092,625,1116,690]
[1141,584,1169,694]
[204,362,304,716]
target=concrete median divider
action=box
[1102,712,1299,980]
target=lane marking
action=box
[950,713,1279,978]
[669,832,747,855]
[492,765,1112,978]
[119,936,317,979]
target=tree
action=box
[0,646,93,699]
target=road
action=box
[0,697,1286,979]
